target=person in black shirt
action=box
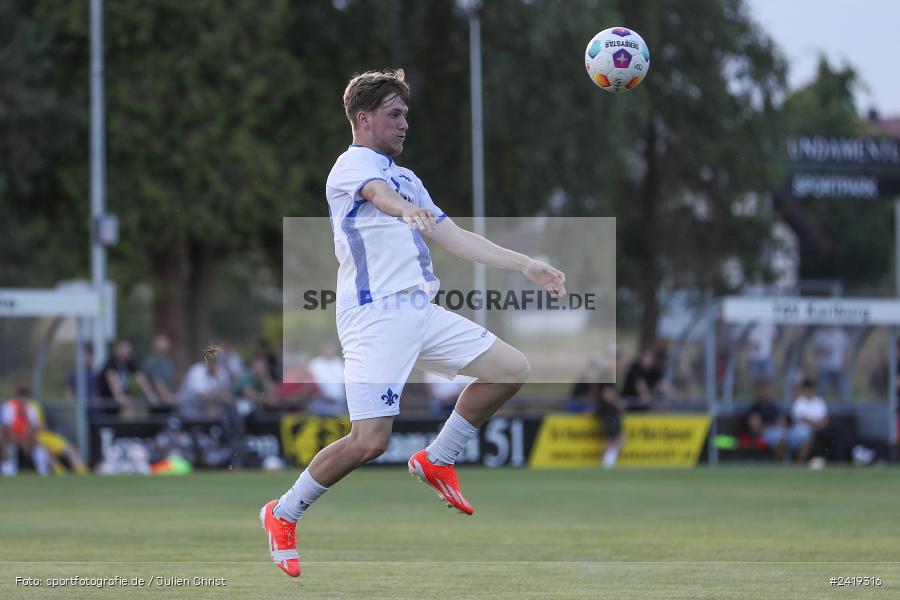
[97,340,157,415]
[745,380,787,461]
[597,383,626,469]
[621,349,664,410]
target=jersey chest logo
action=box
[390,175,414,202]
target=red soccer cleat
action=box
[408,449,474,515]
[260,499,301,577]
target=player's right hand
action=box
[524,259,567,298]
[401,205,437,233]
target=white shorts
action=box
[336,290,497,421]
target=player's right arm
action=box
[360,180,437,233]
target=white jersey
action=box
[326,145,447,313]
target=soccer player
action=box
[261,69,566,577]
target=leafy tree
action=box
[0,0,86,286]
[610,0,786,347]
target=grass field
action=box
[1,467,899,599]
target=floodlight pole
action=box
[705,305,718,467]
[895,199,900,297]
[892,198,900,449]
[468,4,487,326]
[90,0,107,368]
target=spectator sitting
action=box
[1,382,52,476]
[179,356,245,466]
[621,349,667,411]
[217,339,245,381]
[97,340,158,416]
[308,342,347,416]
[178,356,233,420]
[744,380,787,461]
[65,344,97,406]
[142,334,178,413]
[788,378,828,464]
[596,383,626,469]
[232,355,279,415]
[278,354,321,410]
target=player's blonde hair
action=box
[343,69,411,129]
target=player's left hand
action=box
[524,260,566,298]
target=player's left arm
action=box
[426,218,566,297]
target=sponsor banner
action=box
[528,415,604,468]
[616,415,711,467]
[90,413,709,469]
[89,416,283,469]
[89,415,541,469]
[279,415,351,466]
[784,136,900,199]
[786,136,900,169]
[721,296,900,326]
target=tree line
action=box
[1,0,883,370]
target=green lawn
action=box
[1,467,898,599]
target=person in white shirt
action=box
[260,69,566,577]
[307,342,347,416]
[788,378,828,463]
[178,359,232,420]
[811,326,849,398]
[746,323,775,382]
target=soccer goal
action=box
[0,283,106,459]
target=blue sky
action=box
[747,0,900,116]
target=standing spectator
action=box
[811,326,849,398]
[597,384,626,469]
[746,323,776,382]
[97,340,158,415]
[232,355,279,414]
[142,334,178,411]
[308,341,347,416]
[621,349,665,409]
[65,344,97,405]
[1,382,51,475]
[745,380,787,461]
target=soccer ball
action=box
[584,27,650,93]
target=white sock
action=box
[602,447,619,469]
[426,410,478,466]
[32,445,51,476]
[274,469,329,523]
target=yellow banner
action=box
[280,415,351,466]
[617,415,710,467]
[529,415,604,468]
